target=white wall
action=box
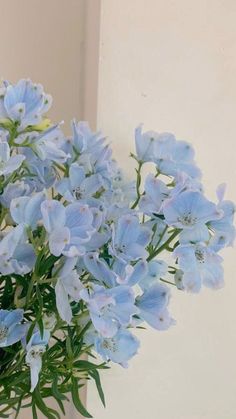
[88,1,236,418]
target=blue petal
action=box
[41,200,66,233]
[84,253,116,287]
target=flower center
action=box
[178,212,197,226]
[195,248,205,263]
[73,188,83,200]
[102,338,117,353]
[0,325,8,342]
[27,345,45,360]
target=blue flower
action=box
[155,139,201,179]
[0,309,26,347]
[209,184,235,251]
[56,162,103,202]
[163,190,222,243]
[112,259,148,286]
[54,257,83,323]
[135,125,161,162]
[16,124,69,163]
[80,284,138,338]
[3,79,52,129]
[10,192,45,229]
[84,252,117,287]
[174,243,224,292]
[110,214,152,262]
[26,329,50,392]
[135,126,201,179]
[19,147,56,191]
[93,328,140,367]
[67,121,114,185]
[139,174,169,215]
[0,141,25,176]
[136,283,174,330]
[41,200,95,257]
[138,260,168,291]
[0,225,36,275]
[0,181,30,208]
[84,252,147,287]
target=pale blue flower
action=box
[0,309,26,347]
[94,328,140,367]
[163,190,222,243]
[10,191,45,229]
[68,121,114,184]
[56,162,103,202]
[155,140,201,179]
[112,259,148,286]
[170,172,203,197]
[0,141,25,176]
[0,224,35,275]
[135,125,172,160]
[174,243,224,292]
[209,184,235,250]
[139,174,169,215]
[26,329,50,392]
[54,257,83,323]
[16,124,69,163]
[138,260,168,291]
[80,284,138,338]
[84,252,147,287]
[41,200,95,257]
[84,252,117,287]
[136,283,174,330]
[0,181,30,208]
[135,126,201,179]
[110,214,152,262]
[20,147,56,191]
[3,79,52,129]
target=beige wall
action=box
[88,1,236,419]
[0,0,96,130]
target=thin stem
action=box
[153,225,168,250]
[131,161,143,209]
[159,277,176,287]
[147,229,180,262]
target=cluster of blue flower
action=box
[0,79,235,392]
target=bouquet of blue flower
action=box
[0,79,234,418]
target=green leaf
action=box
[74,360,108,371]
[33,388,59,419]
[66,335,73,359]
[89,370,106,407]
[52,374,68,402]
[71,377,93,418]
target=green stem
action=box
[131,161,143,209]
[147,229,180,262]
[159,277,176,287]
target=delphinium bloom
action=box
[1,79,52,129]
[0,78,234,419]
[25,329,50,392]
[0,309,26,347]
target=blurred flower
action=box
[26,330,50,392]
[2,79,52,129]
[136,283,174,330]
[163,190,222,243]
[0,141,25,176]
[174,243,224,292]
[0,309,26,347]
